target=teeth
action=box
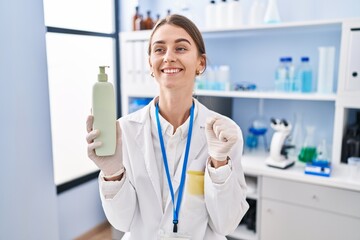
[163,69,180,74]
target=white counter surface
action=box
[241,151,360,192]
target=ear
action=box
[198,54,206,73]
[148,57,153,71]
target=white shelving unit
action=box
[119,18,360,240]
[195,90,337,101]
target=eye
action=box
[176,47,187,52]
[153,47,165,54]
[154,48,163,53]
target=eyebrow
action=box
[152,38,191,46]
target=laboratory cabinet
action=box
[261,176,360,240]
[333,19,360,164]
[119,19,360,240]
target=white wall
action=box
[0,1,107,239]
[0,0,59,239]
[57,180,106,239]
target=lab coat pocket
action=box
[186,171,204,195]
[182,171,207,226]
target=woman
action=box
[86,14,249,240]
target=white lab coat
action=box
[99,98,249,240]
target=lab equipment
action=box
[228,0,244,28]
[135,14,144,31]
[144,10,154,30]
[286,113,303,162]
[246,99,268,151]
[275,57,287,91]
[92,66,116,156]
[297,57,313,92]
[248,0,266,25]
[265,118,295,169]
[196,65,231,91]
[341,111,360,163]
[217,65,230,91]
[287,57,296,92]
[264,0,281,24]
[316,139,329,162]
[317,46,335,93]
[304,139,331,177]
[348,157,360,181]
[234,82,257,91]
[304,160,332,177]
[132,6,140,31]
[205,0,216,29]
[275,57,294,92]
[298,126,317,163]
[216,0,228,28]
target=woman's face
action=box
[149,24,205,92]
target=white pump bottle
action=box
[92,66,116,156]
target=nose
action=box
[163,50,176,63]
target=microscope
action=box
[265,118,295,169]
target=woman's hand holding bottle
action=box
[86,115,124,179]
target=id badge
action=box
[159,232,191,240]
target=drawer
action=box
[261,199,360,240]
[262,176,360,218]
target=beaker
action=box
[288,112,303,160]
[298,126,317,162]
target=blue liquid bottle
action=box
[286,57,296,92]
[298,57,313,93]
[275,57,287,91]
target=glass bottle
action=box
[316,139,329,162]
[135,14,144,31]
[298,57,313,93]
[298,126,317,162]
[144,10,154,30]
[288,112,303,160]
[133,6,140,31]
[275,57,287,91]
[286,57,295,92]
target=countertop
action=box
[241,151,360,192]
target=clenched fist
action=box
[205,116,239,161]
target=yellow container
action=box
[186,171,204,195]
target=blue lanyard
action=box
[155,101,194,233]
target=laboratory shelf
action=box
[227,224,258,240]
[121,19,343,40]
[126,90,337,102]
[194,90,337,101]
[202,19,342,32]
[336,93,360,108]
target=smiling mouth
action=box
[162,68,182,74]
